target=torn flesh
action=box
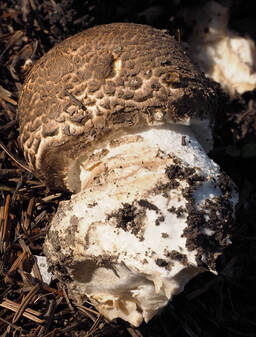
[44,124,238,326]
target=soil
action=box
[0,1,256,336]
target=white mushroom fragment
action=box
[43,125,237,326]
[184,1,256,96]
[18,23,238,326]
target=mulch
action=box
[0,1,256,336]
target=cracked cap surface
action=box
[18,22,219,191]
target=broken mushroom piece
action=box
[184,1,256,96]
[18,23,238,326]
[44,125,237,326]
[18,23,220,193]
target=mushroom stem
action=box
[67,124,217,194]
[44,124,237,326]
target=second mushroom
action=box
[18,23,238,326]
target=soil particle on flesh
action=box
[153,180,180,198]
[168,250,189,265]
[183,193,234,270]
[155,215,165,226]
[164,158,234,271]
[217,171,236,195]
[107,203,146,237]
[155,258,169,267]
[138,199,159,212]
[88,201,98,208]
[168,206,186,217]
[165,164,195,180]
[70,215,79,228]
[161,232,169,238]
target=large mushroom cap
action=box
[18,22,219,191]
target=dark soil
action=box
[0,1,256,336]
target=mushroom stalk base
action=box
[44,125,237,326]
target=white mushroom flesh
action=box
[185,1,256,96]
[44,124,238,326]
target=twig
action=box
[19,238,42,282]
[0,120,17,132]
[85,315,103,337]
[43,318,90,336]
[22,196,35,231]
[0,297,44,324]
[64,89,87,111]
[61,286,75,312]
[0,194,10,249]
[0,317,22,332]
[12,282,41,323]
[4,250,27,284]
[0,141,32,173]
[75,303,99,322]
[38,298,59,337]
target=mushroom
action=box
[183,1,256,96]
[18,23,238,326]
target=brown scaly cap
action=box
[18,22,219,191]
